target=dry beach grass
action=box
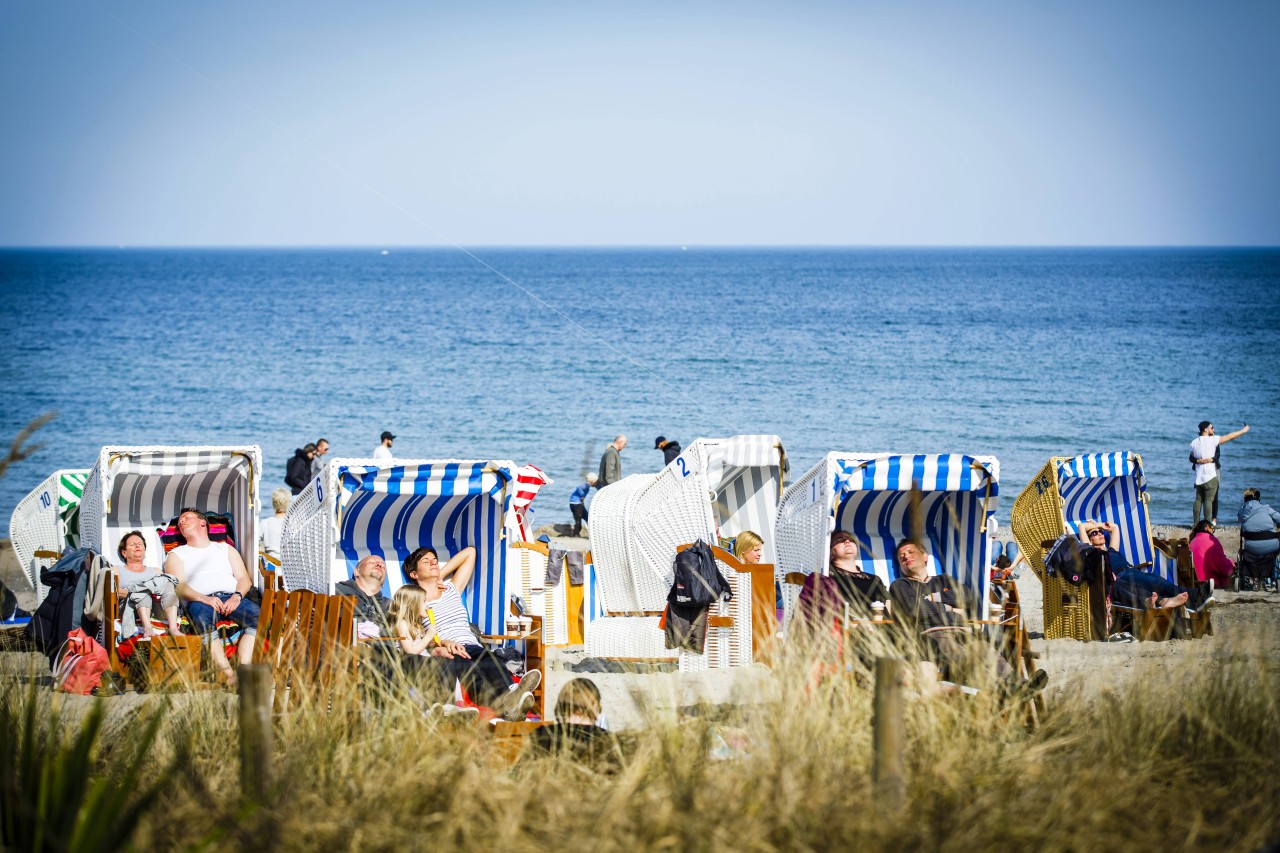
[3,574,1278,853]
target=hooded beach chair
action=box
[1010,452,1176,642]
[77,446,263,580]
[774,453,1000,629]
[9,469,90,606]
[585,435,786,670]
[278,458,560,641]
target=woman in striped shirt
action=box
[404,546,540,716]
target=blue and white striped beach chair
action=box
[9,469,90,605]
[1011,451,1175,642]
[78,446,264,578]
[774,453,1000,630]
[279,458,555,638]
[586,435,786,670]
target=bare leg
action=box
[1156,592,1189,610]
[137,605,161,636]
[207,634,236,685]
[164,606,182,637]
[238,631,256,665]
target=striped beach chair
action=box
[9,469,90,605]
[774,453,1000,629]
[278,458,557,639]
[78,447,264,580]
[585,435,787,670]
[1011,452,1175,642]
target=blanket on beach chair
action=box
[157,512,237,553]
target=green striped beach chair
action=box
[8,470,90,605]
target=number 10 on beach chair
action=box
[9,469,90,606]
[278,458,552,638]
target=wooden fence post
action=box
[238,664,273,802]
[872,657,905,812]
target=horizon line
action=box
[2,243,1278,251]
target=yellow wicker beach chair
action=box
[1010,452,1174,642]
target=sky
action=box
[1,0,1277,247]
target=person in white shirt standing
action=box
[1190,420,1250,526]
[373,431,395,462]
[165,508,259,685]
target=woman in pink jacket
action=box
[1189,521,1234,586]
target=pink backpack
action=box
[54,628,111,695]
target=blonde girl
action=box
[733,530,764,564]
[388,585,433,655]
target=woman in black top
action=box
[828,531,889,614]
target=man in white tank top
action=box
[164,508,259,685]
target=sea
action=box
[1,247,1277,531]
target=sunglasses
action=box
[1089,529,1106,536]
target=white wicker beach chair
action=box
[278,458,553,638]
[9,469,90,605]
[775,453,1001,629]
[78,447,263,578]
[585,435,786,668]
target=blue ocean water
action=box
[1,247,1277,530]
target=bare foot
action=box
[218,667,238,687]
[1156,592,1189,610]
[166,625,183,638]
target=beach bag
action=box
[54,628,110,695]
[668,540,731,608]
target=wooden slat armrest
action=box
[34,549,61,559]
[511,540,550,556]
[783,572,808,587]
[707,615,734,628]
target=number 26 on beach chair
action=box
[1010,452,1179,642]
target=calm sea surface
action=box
[1,248,1277,529]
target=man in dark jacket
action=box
[286,443,316,494]
[598,435,626,488]
[654,436,682,467]
[334,554,391,625]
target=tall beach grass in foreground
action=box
[3,629,1277,853]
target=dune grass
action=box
[3,627,1277,853]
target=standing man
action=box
[654,436,682,467]
[598,435,626,488]
[1190,421,1249,525]
[373,431,395,463]
[311,438,329,479]
[286,443,316,495]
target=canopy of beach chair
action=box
[776,452,1000,621]
[281,458,549,636]
[78,446,263,575]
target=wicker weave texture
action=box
[1010,458,1090,641]
[280,476,333,593]
[587,475,652,613]
[677,552,754,671]
[629,443,718,610]
[584,616,670,659]
[511,545,570,646]
[774,455,832,630]
[8,470,64,605]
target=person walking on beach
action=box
[1190,421,1249,525]
[654,436,682,467]
[598,435,626,488]
[569,473,597,537]
[285,443,316,495]
[373,431,395,463]
[311,438,329,479]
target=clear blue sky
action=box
[1,0,1277,246]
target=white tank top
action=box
[173,542,237,595]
